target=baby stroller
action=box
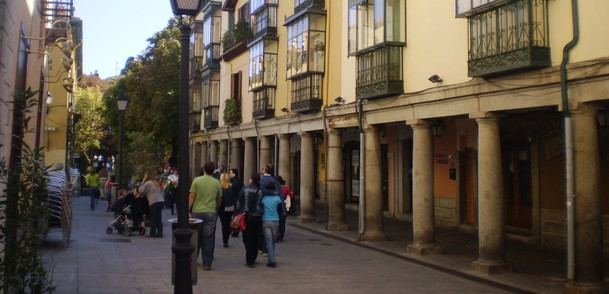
[106,193,146,236]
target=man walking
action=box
[189,162,222,271]
[85,167,100,211]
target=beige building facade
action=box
[189,0,609,291]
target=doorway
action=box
[504,145,533,229]
[459,148,477,225]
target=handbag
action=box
[231,212,246,232]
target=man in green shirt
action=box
[85,167,100,211]
[189,162,222,271]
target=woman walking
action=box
[236,174,263,267]
[138,172,165,238]
[218,173,238,247]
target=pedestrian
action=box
[165,168,178,215]
[230,168,243,238]
[261,181,284,268]
[189,162,222,271]
[138,171,165,238]
[218,172,238,248]
[277,175,293,242]
[85,167,100,211]
[236,174,263,268]
[104,175,116,212]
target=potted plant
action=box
[223,98,241,125]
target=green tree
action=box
[74,86,105,164]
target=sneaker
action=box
[266,262,276,268]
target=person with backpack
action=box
[235,174,263,268]
[260,181,285,268]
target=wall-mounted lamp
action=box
[45,92,54,106]
[335,96,345,104]
[432,120,447,137]
[281,107,290,113]
[428,74,443,84]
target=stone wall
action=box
[435,197,459,227]
[541,208,609,254]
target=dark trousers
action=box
[278,213,287,241]
[89,188,99,211]
[218,210,233,245]
[242,215,262,265]
[148,202,164,237]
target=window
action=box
[348,0,404,54]
[203,15,221,66]
[249,40,277,90]
[202,73,221,109]
[457,0,501,16]
[253,88,276,118]
[251,5,277,37]
[191,88,202,111]
[291,74,322,103]
[286,15,326,77]
[231,71,242,102]
[238,2,250,24]
[191,21,203,59]
[250,0,276,14]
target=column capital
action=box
[470,112,502,121]
[407,119,432,128]
[570,102,600,117]
[299,131,312,138]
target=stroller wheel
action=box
[139,228,146,235]
[106,227,113,234]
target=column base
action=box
[299,215,316,223]
[471,259,512,275]
[358,230,387,242]
[327,221,349,231]
[564,281,606,294]
[407,243,443,255]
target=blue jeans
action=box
[89,188,99,210]
[192,213,217,266]
[262,221,278,264]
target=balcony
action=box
[467,0,551,77]
[204,106,219,129]
[290,74,323,113]
[294,0,325,14]
[221,21,252,62]
[190,112,201,132]
[253,90,275,120]
[190,56,203,77]
[202,43,221,71]
[355,43,404,100]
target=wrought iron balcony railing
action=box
[202,43,221,70]
[204,106,219,129]
[355,43,404,100]
[290,74,323,113]
[253,90,275,120]
[467,0,551,77]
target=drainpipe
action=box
[274,133,279,176]
[323,106,329,205]
[226,125,232,169]
[254,119,261,173]
[357,98,366,235]
[561,0,579,281]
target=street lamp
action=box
[168,1,203,293]
[116,93,128,189]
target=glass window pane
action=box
[386,0,402,42]
[374,0,385,44]
[348,5,357,54]
[264,53,277,86]
[310,14,325,31]
[309,31,325,72]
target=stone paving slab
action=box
[42,196,515,294]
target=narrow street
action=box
[41,196,510,294]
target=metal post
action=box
[173,21,194,294]
[118,110,124,188]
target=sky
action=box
[75,0,174,79]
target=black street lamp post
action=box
[116,93,128,188]
[168,1,203,293]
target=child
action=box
[261,182,285,268]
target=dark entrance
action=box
[504,145,533,229]
[459,148,477,225]
[381,144,389,211]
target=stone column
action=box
[243,137,256,183]
[260,135,272,172]
[219,139,228,169]
[278,134,290,185]
[209,141,218,166]
[472,115,509,274]
[327,129,348,231]
[567,104,604,292]
[230,139,242,172]
[300,132,315,223]
[407,121,442,255]
[360,125,386,241]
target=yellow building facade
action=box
[190,0,609,290]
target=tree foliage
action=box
[103,19,180,179]
[74,87,105,164]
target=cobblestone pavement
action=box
[41,196,511,294]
